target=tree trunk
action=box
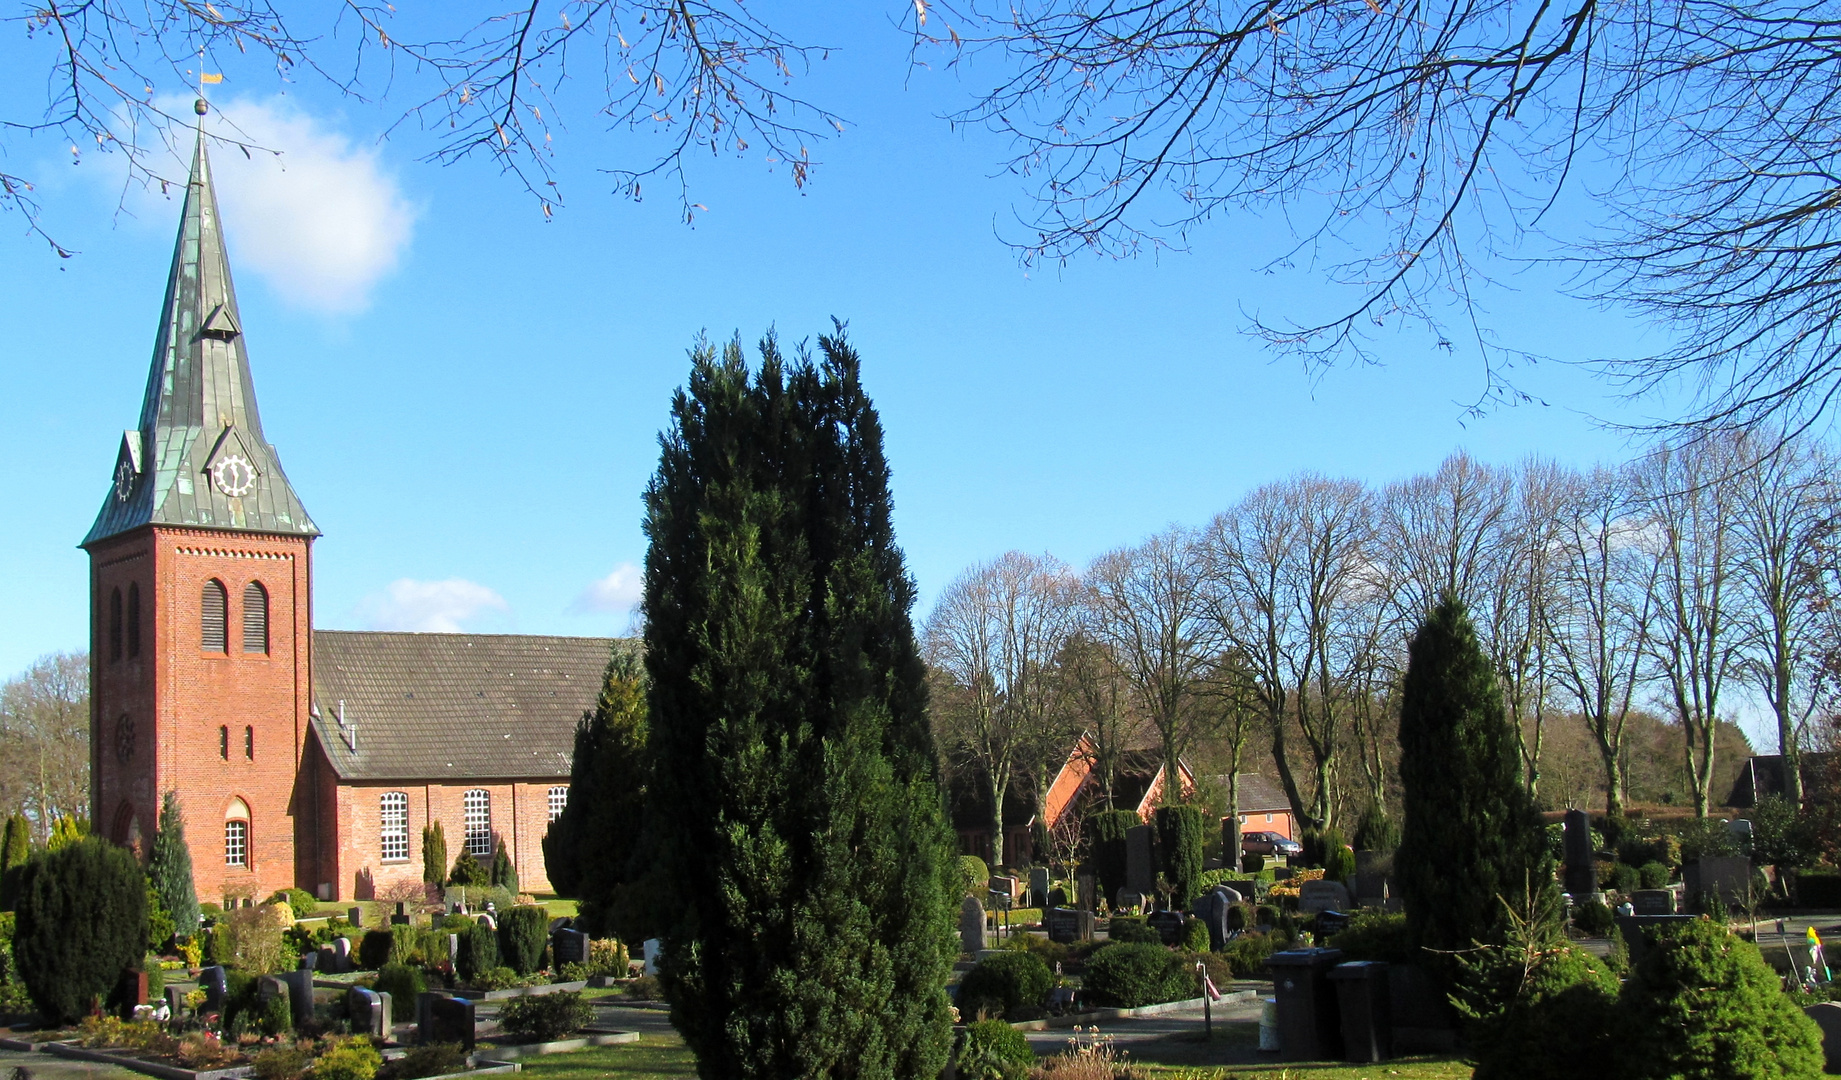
[1598,739,1625,819]
[1776,648,1803,807]
[988,770,1008,870]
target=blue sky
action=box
[1,5,1688,687]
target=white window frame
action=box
[225,819,248,867]
[548,786,568,823]
[380,792,410,862]
[464,789,492,857]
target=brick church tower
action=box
[81,106,320,904]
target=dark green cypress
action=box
[422,821,447,887]
[1154,805,1206,907]
[0,813,29,910]
[1088,808,1139,907]
[13,836,148,1022]
[1396,595,1546,958]
[541,649,649,937]
[147,791,199,936]
[490,838,519,894]
[641,328,956,1079]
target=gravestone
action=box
[116,969,149,1018]
[476,913,497,933]
[1562,809,1596,897]
[349,987,393,1040]
[316,945,338,974]
[391,901,410,928]
[428,995,476,1050]
[446,934,460,968]
[1806,1002,1841,1073]
[164,985,187,1019]
[1194,888,1233,951]
[298,949,319,971]
[1125,825,1157,896]
[988,876,1018,908]
[199,965,228,1014]
[549,917,573,934]
[1029,868,1051,907]
[1146,909,1186,945]
[552,928,589,967]
[279,968,316,1027]
[642,938,662,976]
[416,992,449,1042]
[257,976,291,1024]
[333,936,352,969]
[348,906,365,928]
[1729,817,1755,853]
[1045,907,1095,944]
[1299,879,1352,915]
[1631,889,1676,916]
[1686,856,1753,906]
[1354,850,1394,905]
[1114,889,1146,914]
[960,896,988,954]
[1046,887,1068,910]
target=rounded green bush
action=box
[956,950,1051,1019]
[956,1019,1032,1080]
[357,929,395,971]
[309,1038,381,1080]
[1572,900,1616,938]
[13,838,147,1023]
[1616,917,1824,1079]
[1327,912,1414,964]
[374,963,426,1005]
[1217,931,1282,977]
[499,990,593,1042]
[1083,942,1194,1008]
[1105,916,1159,944]
[268,888,318,915]
[1181,915,1210,952]
[1638,862,1670,890]
[497,906,550,975]
[1607,863,1640,893]
[959,856,990,898]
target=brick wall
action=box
[329,778,565,901]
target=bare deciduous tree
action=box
[0,652,91,838]
[1054,632,1145,809]
[924,550,1079,865]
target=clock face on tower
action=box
[114,457,136,502]
[211,454,258,497]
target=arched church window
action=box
[127,583,141,658]
[242,582,268,654]
[225,798,251,868]
[380,793,409,862]
[463,789,492,858]
[108,589,123,662]
[202,580,228,652]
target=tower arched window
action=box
[242,582,268,654]
[245,725,254,760]
[201,580,228,652]
[380,792,409,862]
[220,726,230,760]
[108,589,123,662]
[463,789,492,857]
[225,798,251,868]
[126,583,141,658]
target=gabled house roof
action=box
[309,631,623,782]
[1726,753,1838,808]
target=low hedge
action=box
[1082,942,1194,1008]
[956,950,1052,1020]
[1106,917,1160,944]
[499,990,593,1042]
[1217,931,1284,977]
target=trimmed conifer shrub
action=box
[459,922,499,983]
[1083,943,1195,1008]
[490,839,518,894]
[374,963,426,1006]
[1104,916,1160,944]
[955,950,1052,1019]
[358,929,395,971]
[1396,595,1546,958]
[448,852,488,888]
[956,1019,1033,1080]
[147,793,199,936]
[1089,808,1139,906]
[1616,917,1824,1079]
[497,906,549,975]
[13,837,147,1022]
[1352,802,1401,853]
[0,814,29,911]
[641,329,957,1077]
[541,648,648,938]
[1155,805,1207,906]
[422,822,447,886]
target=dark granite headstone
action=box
[1045,907,1094,944]
[348,987,392,1040]
[416,992,448,1042]
[1630,889,1676,916]
[200,965,228,1014]
[1114,888,1147,914]
[1146,909,1186,945]
[1125,825,1157,896]
[1354,850,1393,904]
[348,906,365,928]
[1562,809,1595,897]
[257,975,290,1022]
[1686,856,1752,906]
[552,928,589,967]
[390,901,410,928]
[1047,887,1068,910]
[1196,887,1234,951]
[1806,1002,1841,1073]
[1028,868,1051,907]
[279,969,315,1027]
[165,985,187,1019]
[428,995,476,1050]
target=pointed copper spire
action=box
[83,119,318,546]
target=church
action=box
[81,111,612,906]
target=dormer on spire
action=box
[82,124,317,547]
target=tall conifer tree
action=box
[1397,595,1546,958]
[147,791,199,935]
[542,649,650,936]
[422,821,447,886]
[641,327,956,1079]
[0,813,29,910]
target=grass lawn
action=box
[509,1031,1469,1080]
[515,1037,694,1079]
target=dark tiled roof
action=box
[1726,753,1839,808]
[83,125,316,548]
[310,631,624,782]
[1228,773,1292,814]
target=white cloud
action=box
[572,564,643,615]
[137,96,417,313]
[357,578,509,632]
